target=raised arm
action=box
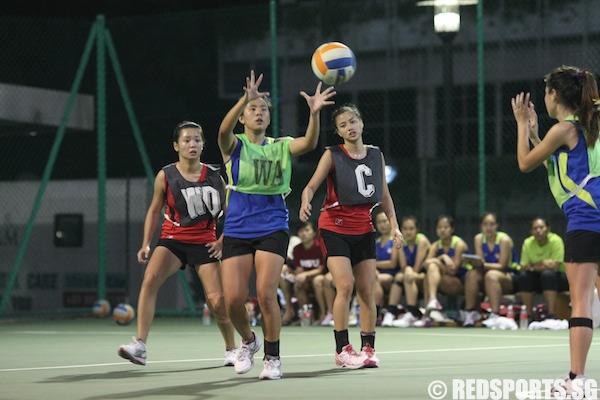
[218,70,270,158]
[511,92,571,172]
[289,82,336,156]
[137,171,166,263]
[299,149,333,222]
[379,153,403,248]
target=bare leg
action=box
[354,259,377,333]
[464,269,482,310]
[388,272,403,306]
[484,270,513,313]
[254,251,285,343]
[425,260,443,301]
[295,280,310,308]
[221,254,254,342]
[279,266,295,322]
[375,273,393,307]
[323,272,335,314]
[312,274,327,321]
[403,267,418,306]
[439,275,464,297]
[543,290,558,316]
[136,247,182,342]
[196,262,236,349]
[521,292,535,317]
[566,262,599,375]
[328,257,355,332]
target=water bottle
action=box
[300,305,311,327]
[506,304,514,321]
[202,303,211,326]
[307,304,314,326]
[519,304,529,329]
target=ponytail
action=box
[545,66,600,148]
[579,71,600,147]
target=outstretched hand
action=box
[244,70,270,102]
[511,92,535,128]
[300,82,336,113]
[527,101,540,142]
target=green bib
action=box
[227,134,293,195]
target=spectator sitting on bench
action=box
[518,217,567,320]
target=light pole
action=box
[418,0,477,217]
[435,2,460,217]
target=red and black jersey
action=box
[160,163,224,245]
[318,145,382,235]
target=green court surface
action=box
[0,318,598,400]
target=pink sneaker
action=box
[360,344,379,368]
[335,344,367,369]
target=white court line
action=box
[378,331,567,340]
[8,330,322,336]
[2,342,591,373]
[9,330,565,340]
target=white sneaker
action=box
[392,312,417,328]
[381,312,395,327]
[463,310,482,327]
[348,313,358,327]
[224,348,238,366]
[360,344,379,368]
[118,337,147,366]
[552,373,590,397]
[482,312,500,328]
[259,356,282,380]
[413,315,433,328]
[429,309,447,323]
[426,298,443,311]
[335,344,367,369]
[320,313,334,326]
[235,332,262,374]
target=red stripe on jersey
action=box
[318,162,374,235]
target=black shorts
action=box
[565,230,600,263]
[319,229,376,266]
[518,270,569,293]
[221,230,289,260]
[156,239,218,269]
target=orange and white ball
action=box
[92,299,111,318]
[311,42,357,86]
[113,303,135,326]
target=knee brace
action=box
[569,317,593,329]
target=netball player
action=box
[218,71,335,380]
[512,66,600,392]
[300,103,403,369]
[416,216,468,327]
[463,213,519,327]
[118,121,237,366]
[372,210,402,327]
[393,216,431,327]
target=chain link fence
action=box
[1,0,599,316]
